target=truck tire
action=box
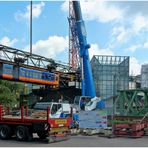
[0,125,12,140]
[37,132,48,139]
[15,126,32,141]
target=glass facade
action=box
[91,55,129,109]
[141,64,148,88]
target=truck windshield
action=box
[33,102,51,110]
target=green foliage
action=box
[0,80,24,108]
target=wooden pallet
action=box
[114,123,145,138]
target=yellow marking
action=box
[55,119,67,124]
[49,127,69,133]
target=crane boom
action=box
[72,1,96,98]
[72,1,105,111]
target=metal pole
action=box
[26,105,29,117]
[21,105,24,122]
[68,1,70,67]
[112,74,116,135]
[0,104,2,120]
[30,1,32,55]
[47,107,50,121]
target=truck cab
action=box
[33,102,72,118]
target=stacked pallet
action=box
[32,110,47,119]
[144,127,148,135]
[144,123,148,135]
[114,123,145,138]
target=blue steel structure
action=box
[72,1,96,98]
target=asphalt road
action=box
[0,135,148,147]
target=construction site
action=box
[0,1,148,147]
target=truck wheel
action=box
[37,132,48,139]
[0,125,12,140]
[15,126,32,141]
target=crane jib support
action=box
[72,1,96,98]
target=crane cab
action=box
[73,96,91,111]
[73,96,104,111]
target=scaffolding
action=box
[68,1,80,70]
[91,55,129,111]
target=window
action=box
[38,73,42,79]
[57,104,62,111]
[21,70,25,76]
[45,74,49,80]
[48,75,51,81]
[4,67,12,74]
[30,72,33,78]
[33,72,38,79]
[26,71,29,77]
[51,104,58,115]
[51,75,54,81]
[42,74,45,80]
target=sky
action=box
[0,1,148,76]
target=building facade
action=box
[141,64,148,88]
[91,55,129,110]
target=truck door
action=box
[50,103,62,118]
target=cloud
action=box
[114,1,148,16]
[126,44,141,52]
[29,36,68,59]
[61,1,125,23]
[111,13,148,40]
[15,2,45,21]
[89,44,114,59]
[111,26,131,44]
[132,14,148,33]
[0,36,18,46]
[130,57,141,75]
[144,40,148,48]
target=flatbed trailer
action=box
[0,104,72,143]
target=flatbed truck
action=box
[0,104,72,142]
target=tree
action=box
[0,80,24,108]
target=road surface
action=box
[0,135,148,147]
